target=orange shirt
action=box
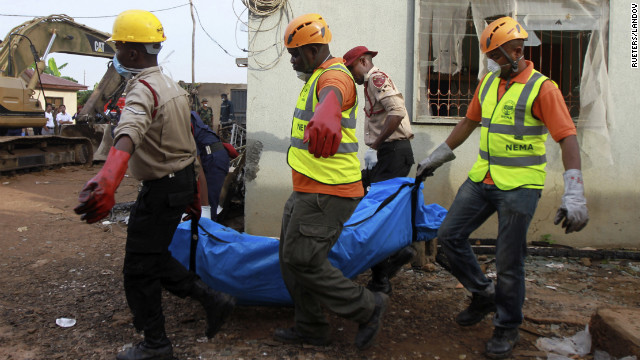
[292,57,364,197]
[466,61,576,184]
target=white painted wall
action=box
[246,0,640,248]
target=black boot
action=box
[366,246,417,295]
[367,263,392,295]
[485,327,519,359]
[385,246,417,279]
[455,292,496,326]
[190,279,236,338]
[273,327,332,346]
[355,292,389,350]
[116,328,172,360]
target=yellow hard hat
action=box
[480,16,528,53]
[106,9,167,43]
[284,13,332,48]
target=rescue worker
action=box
[343,45,417,296]
[73,10,235,360]
[219,93,235,125]
[416,17,588,358]
[275,13,387,350]
[190,110,238,220]
[198,98,214,129]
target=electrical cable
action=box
[191,2,240,58]
[241,0,287,17]
[0,3,190,19]
[233,0,293,71]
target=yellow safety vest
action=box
[468,70,551,190]
[287,63,361,185]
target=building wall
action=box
[245,0,415,237]
[246,0,640,248]
[33,89,79,119]
[196,83,247,130]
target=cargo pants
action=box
[279,191,376,338]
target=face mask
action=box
[487,58,504,75]
[112,55,143,79]
[203,104,208,107]
[296,71,312,82]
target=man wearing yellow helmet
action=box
[275,13,388,351]
[74,9,235,360]
[416,17,588,358]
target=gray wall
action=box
[245,0,640,248]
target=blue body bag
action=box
[169,177,447,305]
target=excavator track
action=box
[0,135,93,173]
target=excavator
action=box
[0,15,127,172]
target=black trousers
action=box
[123,163,198,334]
[362,139,414,191]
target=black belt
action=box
[142,162,194,186]
[379,139,412,151]
[47,126,54,129]
[201,142,224,155]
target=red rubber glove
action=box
[74,147,130,224]
[223,143,239,159]
[182,180,201,221]
[303,90,342,158]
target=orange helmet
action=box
[480,16,528,53]
[284,13,332,48]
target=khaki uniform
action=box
[363,66,413,146]
[115,66,201,339]
[114,66,197,181]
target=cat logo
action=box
[85,34,115,55]
[94,41,105,53]
[502,100,516,116]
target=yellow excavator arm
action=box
[0,15,121,128]
[0,14,115,78]
[0,15,128,171]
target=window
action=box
[46,97,64,110]
[413,0,608,124]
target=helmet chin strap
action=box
[497,46,524,91]
[498,46,519,72]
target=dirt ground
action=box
[1,166,639,360]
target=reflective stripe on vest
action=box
[287,63,361,185]
[468,70,550,190]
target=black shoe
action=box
[366,276,392,295]
[116,342,173,360]
[385,246,417,279]
[355,292,389,350]
[485,327,520,359]
[367,246,417,295]
[273,327,331,346]
[190,279,236,338]
[455,292,496,326]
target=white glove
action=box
[416,142,456,180]
[364,148,378,170]
[554,169,588,233]
[201,205,212,220]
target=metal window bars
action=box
[418,9,591,122]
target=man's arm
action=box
[318,86,343,106]
[445,117,481,150]
[114,134,134,154]
[554,134,588,233]
[304,86,344,158]
[415,117,479,179]
[558,135,581,170]
[371,114,403,150]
